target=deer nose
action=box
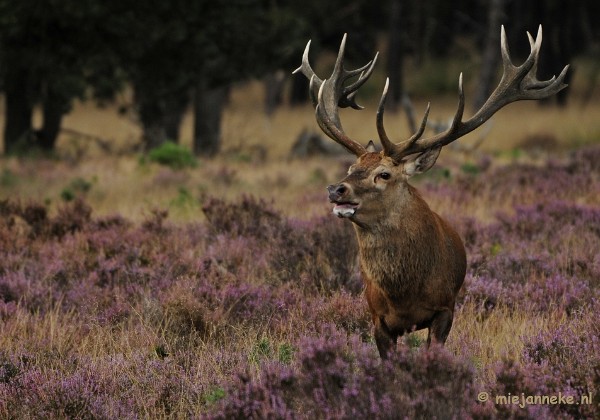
[327,183,348,201]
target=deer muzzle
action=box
[327,183,358,218]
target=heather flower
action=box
[0,140,597,420]
[209,327,478,419]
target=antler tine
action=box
[398,102,431,154]
[389,76,462,158]
[316,80,367,156]
[525,29,541,84]
[376,78,396,155]
[523,27,559,90]
[344,59,378,111]
[500,25,512,72]
[407,103,431,144]
[293,40,323,108]
[342,53,379,109]
[388,25,569,160]
[377,77,433,161]
[294,33,378,157]
[345,56,378,78]
[295,34,379,111]
[377,78,427,157]
[308,75,320,109]
[330,34,380,110]
[450,73,466,132]
[499,25,537,87]
[497,25,569,99]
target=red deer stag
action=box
[293,26,568,358]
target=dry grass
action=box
[8,64,599,158]
[449,303,566,384]
[1,74,598,223]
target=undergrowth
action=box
[1,145,599,418]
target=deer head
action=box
[294,27,569,228]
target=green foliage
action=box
[154,345,169,360]
[490,243,503,257]
[1,0,598,154]
[509,148,523,160]
[405,333,424,349]
[0,0,125,152]
[169,187,198,216]
[60,177,94,202]
[0,0,306,153]
[495,148,524,160]
[249,337,273,365]
[148,142,197,170]
[249,337,295,365]
[277,343,295,364]
[0,169,16,187]
[309,167,327,184]
[0,358,20,384]
[204,387,226,405]
[60,189,75,202]
[460,162,481,175]
[416,166,451,184]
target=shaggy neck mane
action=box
[353,184,440,295]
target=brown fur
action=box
[329,152,466,358]
[303,28,567,359]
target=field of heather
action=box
[1,79,600,418]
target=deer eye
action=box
[376,172,391,181]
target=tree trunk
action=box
[134,83,188,150]
[134,84,167,150]
[473,0,505,111]
[289,74,309,106]
[386,0,404,112]
[538,1,572,107]
[164,92,189,142]
[142,119,168,150]
[193,79,228,157]
[3,70,33,154]
[37,88,71,151]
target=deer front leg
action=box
[374,316,397,359]
[427,309,454,347]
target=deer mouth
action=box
[332,202,359,218]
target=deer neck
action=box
[353,185,439,292]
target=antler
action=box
[379,25,569,161]
[293,34,378,156]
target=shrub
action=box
[201,195,285,241]
[521,312,599,420]
[61,177,94,202]
[0,198,92,240]
[1,142,597,420]
[208,328,480,419]
[201,196,358,294]
[148,141,197,169]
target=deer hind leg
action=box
[427,310,454,347]
[374,316,398,359]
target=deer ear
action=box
[365,140,377,153]
[402,147,441,177]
